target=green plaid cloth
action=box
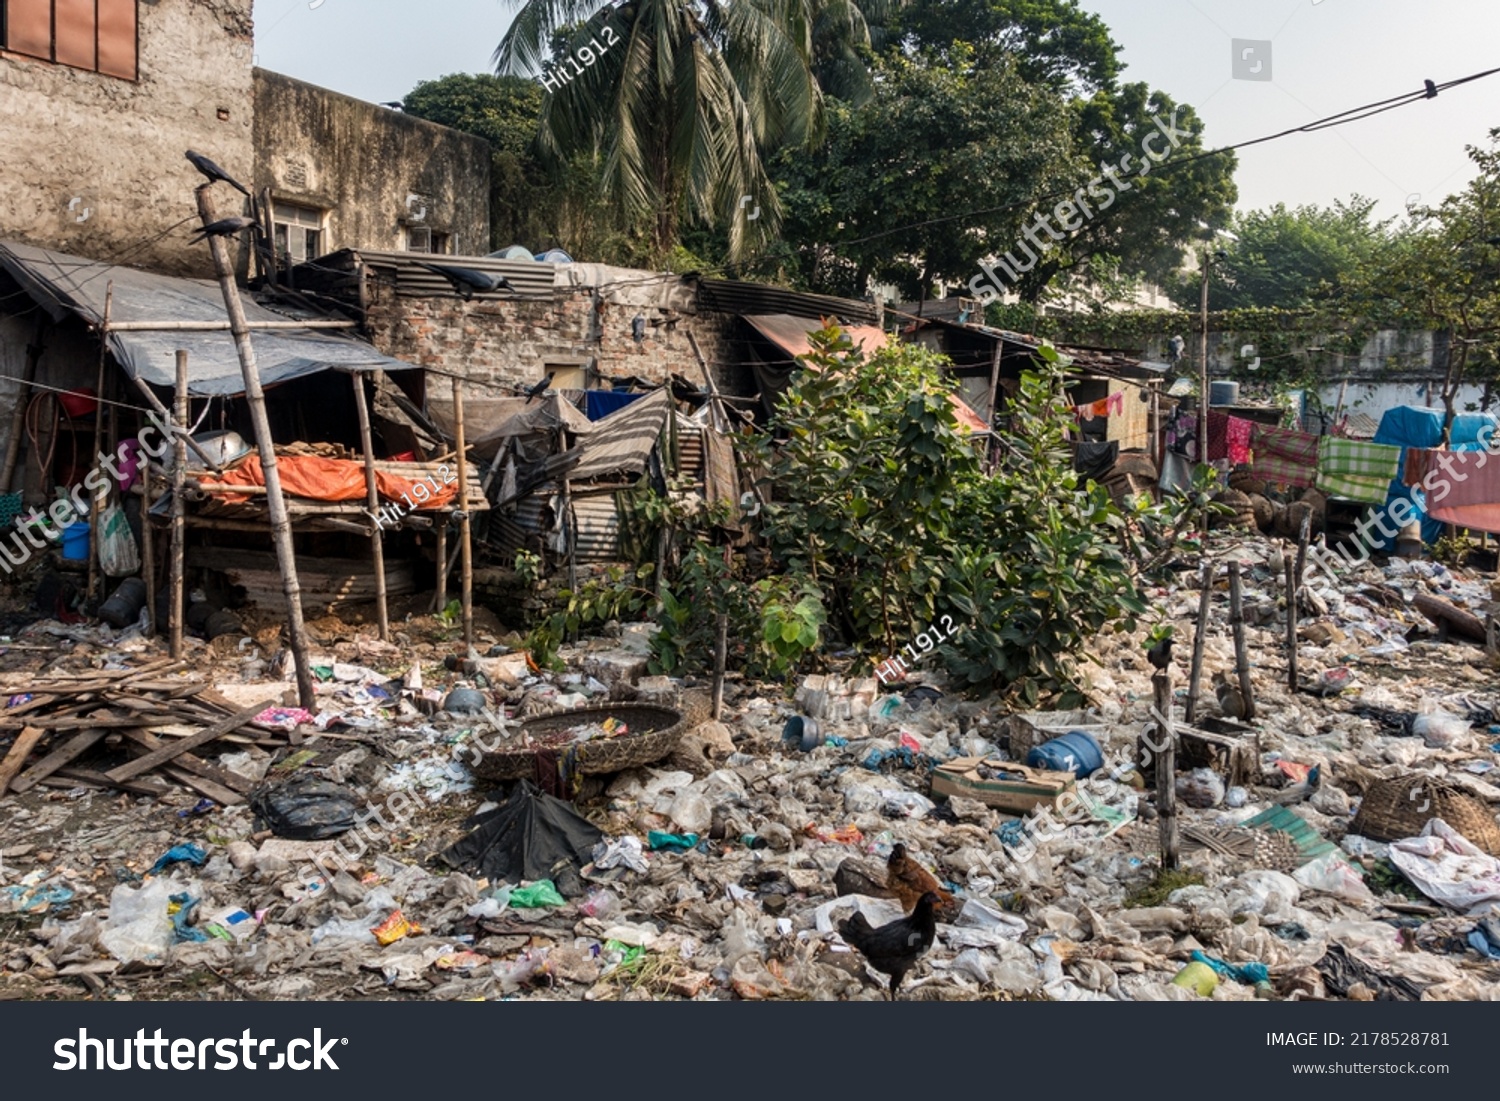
[1251,424,1318,488]
[1315,437,1401,503]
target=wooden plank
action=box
[104,701,274,784]
[159,765,244,806]
[0,727,49,796]
[51,767,172,797]
[120,729,254,794]
[8,730,107,793]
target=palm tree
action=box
[494,0,827,261]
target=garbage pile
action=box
[1,532,1499,1001]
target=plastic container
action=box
[781,715,821,752]
[1173,960,1219,996]
[61,522,90,561]
[1209,381,1240,407]
[59,388,98,418]
[99,578,148,628]
[1025,729,1104,778]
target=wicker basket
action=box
[1352,774,1500,855]
[472,702,685,783]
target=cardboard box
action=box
[929,757,1076,814]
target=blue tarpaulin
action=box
[585,390,644,422]
[1373,406,1500,546]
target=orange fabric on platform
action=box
[203,454,460,509]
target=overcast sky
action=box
[251,0,1500,219]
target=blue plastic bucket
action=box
[1026,730,1104,778]
[61,522,90,561]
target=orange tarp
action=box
[201,454,460,509]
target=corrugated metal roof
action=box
[323,248,559,300]
[699,279,879,324]
[0,240,422,396]
[745,314,890,360]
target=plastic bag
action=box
[1412,711,1471,749]
[1292,851,1376,903]
[97,502,140,578]
[250,776,358,840]
[99,878,175,963]
[508,880,566,909]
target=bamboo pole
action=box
[984,340,1003,471]
[1228,559,1257,721]
[711,612,729,720]
[141,454,156,637]
[434,520,447,613]
[87,285,112,603]
[1184,558,1212,724]
[170,351,188,659]
[349,372,389,641]
[452,377,473,648]
[195,185,315,709]
[1,318,43,492]
[104,320,357,332]
[1153,669,1179,870]
[1294,510,1312,600]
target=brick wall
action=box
[363,281,742,403]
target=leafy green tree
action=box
[754,327,1145,704]
[773,47,1080,299]
[494,0,829,263]
[1346,133,1500,437]
[892,0,1120,94]
[1167,197,1394,311]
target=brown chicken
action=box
[885,843,957,917]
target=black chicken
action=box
[837,890,938,1001]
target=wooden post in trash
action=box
[1294,510,1311,603]
[195,185,315,709]
[170,351,188,659]
[452,377,474,648]
[1152,669,1179,870]
[434,518,447,613]
[711,612,729,720]
[1285,551,1299,692]
[349,372,389,641]
[984,340,1003,472]
[1227,560,1256,721]
[1184,558,1212,724]
[87,284,112,603]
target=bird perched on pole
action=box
[189,216,260,243]
[416,262,515,301]
[185,150,251,197]
[522,375,552,404]
[1145,625,1174,672]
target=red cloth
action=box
[202,453,460,509]
[1408,448,1500,533]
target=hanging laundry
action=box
[1166,412,1198,461]
[1106,391,1124,416]
[1406,449,1500,534]
[1315,437,1402,504]
[1250,423,1317,488]
[1226,416,1254,466]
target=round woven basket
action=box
[1352,774,1500,855]
[472,702,685,783]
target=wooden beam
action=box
[103,700,273,783]
[453,376,473,647]
[0,726,48,796]
[350,371,389,640]
[121,729,252,794]
[6,730,106,794]
[171,351,188,659]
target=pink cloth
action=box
[1226,417,1253,465]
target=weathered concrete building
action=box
[0,0,256,278]
[0,1,488,279]
[252,72,490,265]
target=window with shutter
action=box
[1,0,137,79]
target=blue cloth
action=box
[1191,949,1269,985]
[585,390,644,421]
[149,843,208,874]
[1374,406,1500,546]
